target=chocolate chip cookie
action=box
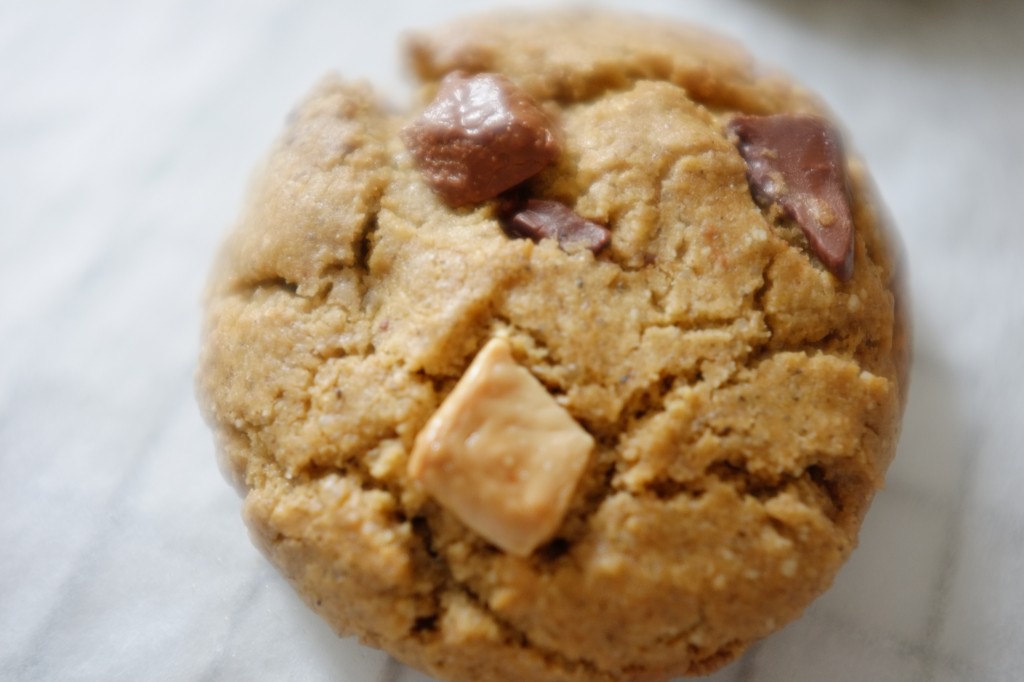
[197,10,910,681]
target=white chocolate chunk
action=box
[408,338,593,556]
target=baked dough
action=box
[197,10,910,681]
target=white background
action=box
[2,0,1022,680]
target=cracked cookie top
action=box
[197,10,910,682]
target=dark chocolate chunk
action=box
[401,72,560,207]
[729,114,855,281]
[500,199,610,254]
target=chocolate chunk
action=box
[729,114,855,281]
[500,199,611,254]
[401,72,560,207]
[408,338,593,557]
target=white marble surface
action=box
[2,0,1022,680]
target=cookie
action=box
[197,10,910,682]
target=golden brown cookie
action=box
[197,10,910,681]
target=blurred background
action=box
[1,0,1022,680]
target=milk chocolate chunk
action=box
[729,114,855,281]
[501,199,611,254]
[407,338,593,557]
[401,72,560,207]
